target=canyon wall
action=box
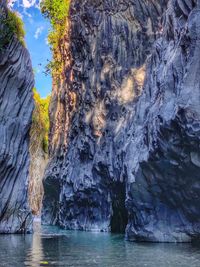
[29,142,48,216]
[125,0,200,242]
[29,91,49,216]
[0,1,34,233]
[42,0,167,230]
[42,0,200,242]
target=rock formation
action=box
[42,0,167,230]
[29,91,49,216]
[126,0,200,242]
[0,0,34,233]
[29,140,48,216]
[42,0,200,242]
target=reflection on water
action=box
[25,222,44,266]
[0,222,200,266]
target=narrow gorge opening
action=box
[29,90,50,217]
[8,0,72,224]
[9,1,53,218]
[1,0,200,256]
[7,0,133,233]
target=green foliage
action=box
[41,0,70,29]
[41,0,70,76]
[0,9,25,49]
[31,89,50,154]
[6,10,25,45]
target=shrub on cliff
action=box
[40,0,70,76]
[6,10,25,45]
[30,89,50,154]
[0,9,25,49]
[40,0,70,28]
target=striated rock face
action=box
[0,1,34,233]
[29,146,48,216]
[43,0,200,242]
[126,0,200,242]
[42,0,167,230]
[29,91,49,216]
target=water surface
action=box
[0,223,200,267]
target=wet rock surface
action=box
[43,0,200,242]
[0,1,34,233]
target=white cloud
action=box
[8,0,41,9]
[22,0,37,8]
[34,26,44,39]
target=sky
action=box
[9,0,52,97]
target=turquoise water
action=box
[1,223,200,267]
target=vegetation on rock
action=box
[0,8,25,49]
[30,88,50,154]
[40,0,70,76]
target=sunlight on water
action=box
[0,222,200,267]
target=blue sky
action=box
[10,0,52,97]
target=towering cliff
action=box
[0,1,34,233]
[42,0,200,242]
[42,0,167,230]
[125,0,200,242]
